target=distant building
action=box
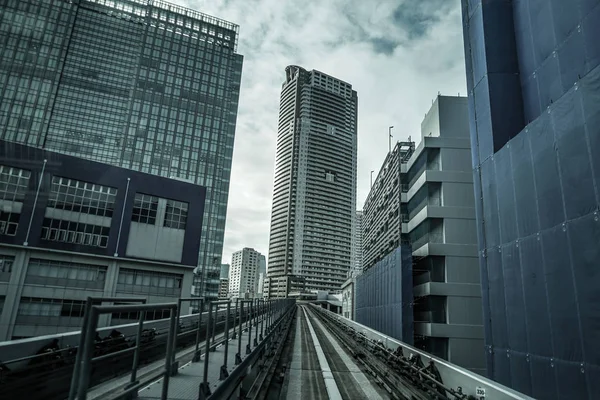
[228,248,265,298]
[266,66,357,297]
[362,141,414,271]
[400,95,483,374]
[218,278,229,299]
[220,264,230,279]
[0,141,205,340]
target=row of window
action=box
[41,218,110,248]
[27,258,107,282]
[17,297,88,318]
[0,165,190,239]
[117,268,182,289]
[48,176,118,217]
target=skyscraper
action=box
[0,0,243,300]
[265,66,357,298]
[462,1,600,398]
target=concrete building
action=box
[218,278,229,299]
[341,277,355,320]
[362,142,414,271]
[400,95,484,374]
[218,264,229,299]
[350,210,363,276]
[462,2,600,397]
[0,0,243,301]
[228,248,265,298]
[265,66,358,297]
[0,141,205,340]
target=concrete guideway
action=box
[283,305,388,400]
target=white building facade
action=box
[228,248,265,298]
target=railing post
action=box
[171,298,183,374]
[76,307,100,400]
[232,298,238,339]
[69,296,93,400]
[199,302,213,399]
[220,301,231,380]
[235,300,243,365]
[268,300,273,331]
[260,299,264,341]
[246,300,252,355]
[193,299,204,362]
[210,303,218,351]
[254,299,259,346]
[161,308,177,400]
[126,310,146,397]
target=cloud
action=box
[171,0,467,264]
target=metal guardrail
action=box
[68,297,147,400]
[310,304,533,400]
[64,298,295,400]
[74,302,179,400]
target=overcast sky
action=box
[172,0,467,264]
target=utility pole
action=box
[388,126,394,153]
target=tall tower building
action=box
[0,0,243,301]
[228,248,265,298]
[462,1,600,398]
[265,66,358,297]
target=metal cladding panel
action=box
[354,246,413,344]
[469,60,600,400]
[462,0,600,396]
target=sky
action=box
[172,0,468,264]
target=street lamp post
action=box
[370,170,374,188]
[388,126,394,153]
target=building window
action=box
[17,297,88,318]
[26,258,107,289]
[0,255,14,282]
[0,165,31,236]
[325,171,335,182]
[47,176,117,217]
[117,268,182,296]
[164,199,188,229]
[40,218,110,248]
[132,193,158,225]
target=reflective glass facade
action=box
[0,0,243,300]
[462,1,600,398]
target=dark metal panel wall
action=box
[354,246,413,344]
[462,1,600,398]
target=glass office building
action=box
[0,0,243,300]
[462,1,600,398]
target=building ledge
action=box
[407,205,476,233]
[413,282,481,298]
[412,243,478,258]
[414,322,483,339]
